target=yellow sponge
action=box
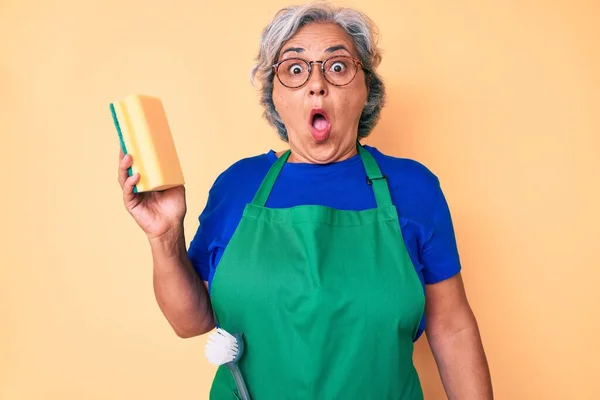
[110,94,185,192]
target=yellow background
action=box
[1,0,599,399]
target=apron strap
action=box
[251,149,291,206]
[251,143,393,208]
[356,143,393,208]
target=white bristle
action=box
[205,328,239,366]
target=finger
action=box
[117,148,124,185]
[118,153,133,188]
[123,172,141,204]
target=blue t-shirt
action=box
[187,145,462,340]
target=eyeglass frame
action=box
[271,55,364,89]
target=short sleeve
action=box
[420,183,462,284]
[187,188,221,282]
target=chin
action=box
[306,139,345,162]
[288,130,353,163]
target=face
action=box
[272,23,368,164]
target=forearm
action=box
[427,316,493,399]
[149,228,215,338]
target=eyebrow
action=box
[280,44,351,57]
[324,45,350,54]
[280,47,305,56]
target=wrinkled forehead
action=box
[276,23,359,61]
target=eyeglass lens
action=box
[276,56,357,87]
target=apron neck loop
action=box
[250,142,393,208]
[356,142,393,208]
[251,150,290,207]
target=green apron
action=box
[209,143,426,399]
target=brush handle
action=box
[228,363,251,400]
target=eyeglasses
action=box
[272,55,363,89]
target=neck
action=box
[282,140,359,164]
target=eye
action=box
[329,61,346,73]
[288,63,305,75]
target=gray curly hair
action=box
[250,1,386,142]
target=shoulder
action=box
[206,150,275,202]
[363,145,440,191]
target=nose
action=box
[307,64,328,97]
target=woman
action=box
[117,2,493,399]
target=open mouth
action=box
[309,108,331,142]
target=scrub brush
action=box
[205,328,251,400]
